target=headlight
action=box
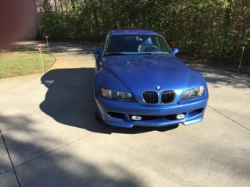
[180,86,205,101]
[101,88,136,102]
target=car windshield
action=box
[104,34,172,56]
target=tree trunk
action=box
[221,0,232,57]
[71,0,75,10]
[54,0,58,12]
[33,0,41,40]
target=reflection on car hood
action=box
[103,55,191,92]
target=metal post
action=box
[45,36,49,52]
[38,45,45,73]
[238,46,245,73]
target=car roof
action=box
[107,29,161,36]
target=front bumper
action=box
[95,96,208,128]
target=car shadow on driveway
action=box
[40,68,179,134]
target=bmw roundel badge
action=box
[155,85,162,90]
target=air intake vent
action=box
[161,91,175,104]
[143,91,158,104]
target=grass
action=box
[0,50,55,79]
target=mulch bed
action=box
[177,52,250,75]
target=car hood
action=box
[102,55,192,92]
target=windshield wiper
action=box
[139,52,154,55]
[105,52,126,56]
[138,52,170,55]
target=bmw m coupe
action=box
[92,29,209,128]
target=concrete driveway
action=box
[0,42,250,187]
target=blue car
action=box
[92,29,209,128]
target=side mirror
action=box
[92,48,99,58]
[92,48,99,54]
[172,48,179,55]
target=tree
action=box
[37,0,250,63]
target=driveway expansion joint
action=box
[0,130,21,187]
[207,105,250,132]
[8,126,107,171]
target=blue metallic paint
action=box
[93,29,209,128]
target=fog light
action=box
[176,113,185,119]
[131,116,142,120]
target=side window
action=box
[151,37,158,47]
[106,36,122,53]
[157,37,168,52]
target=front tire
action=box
[170,124,179,129]
[95,107,102,121]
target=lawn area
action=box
[0,51,55,79]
